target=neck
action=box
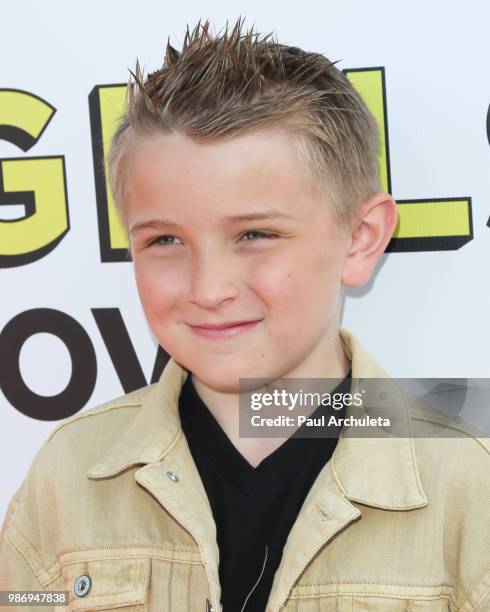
[190,330,350,467]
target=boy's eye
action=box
[240,230,278,241]
[150,235,182,246]
[147,231,278,248]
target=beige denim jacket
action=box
[1,328,489,612]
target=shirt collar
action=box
[87,327,428,511]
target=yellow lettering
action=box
[0,90,69,267]
[345,68,472,251]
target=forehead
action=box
[121,128,325,222]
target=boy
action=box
[1,18,489,612]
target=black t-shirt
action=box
[178,370,351,612]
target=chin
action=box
[189,371,239,394]
[189,360,259,393]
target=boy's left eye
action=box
[240,230,278,241]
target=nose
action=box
[188,249,239,310]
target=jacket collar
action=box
[87,327,428,511]
[332,328,428,510]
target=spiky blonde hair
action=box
[107,17,381,227]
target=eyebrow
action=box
[129,211,294,234]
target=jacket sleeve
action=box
[451,436,490,611]
[0,440,65,611]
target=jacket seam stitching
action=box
[401,394,428,502]
[59,545,198,553]
[60,554,203,566]
[411,416,490,454]
[5,521,61,586]
[292,581,455,588]
[288,592,453,601]
[47,402,143,441]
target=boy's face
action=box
[123,128,352,392]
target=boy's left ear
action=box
[341,192,398,287]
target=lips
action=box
[188,319,262,339]
[190,320,259,330]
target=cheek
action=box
[134,261,180,320]
[248,256,297,302]
[248,253,315,313]
[250,246,342,316]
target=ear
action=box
[341,192,398,287]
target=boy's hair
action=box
[108,17,381,227]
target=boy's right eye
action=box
[149,235,182,246]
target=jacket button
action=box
[74,575,91,597]
[166,470,179,482]
[205,599,213,611]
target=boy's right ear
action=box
[341,192,398,288]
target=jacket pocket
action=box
[60,555,151,611]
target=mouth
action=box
[188,319,262,340]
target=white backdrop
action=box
[1,0,490,520]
